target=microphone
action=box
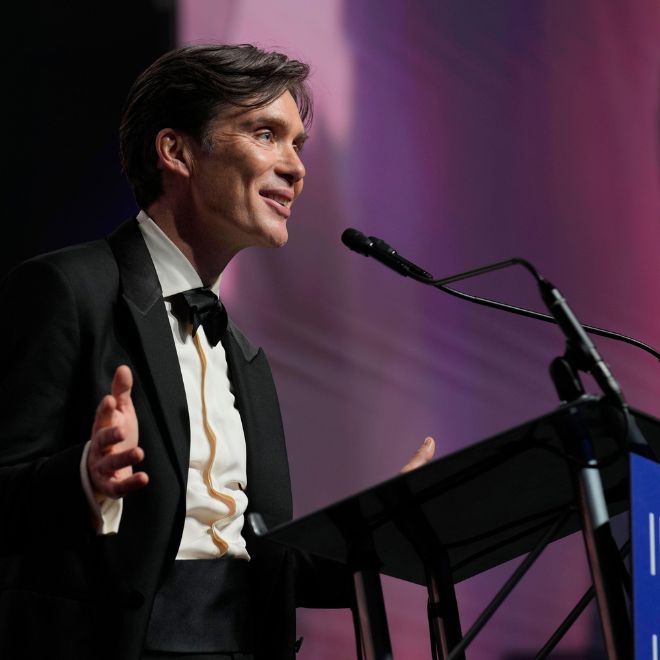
[340,227,659,457]
[340,227,660,365]
[341,228,651,400]
[341,228,434,281]
[538,278,625,406]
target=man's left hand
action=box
[400,436,436,473]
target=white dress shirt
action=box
[81,211,250,560]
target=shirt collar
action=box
[136,210,221,298]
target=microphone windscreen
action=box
[341,228,372,256]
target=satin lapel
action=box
[107,218,190,487]
[223,322,293,528]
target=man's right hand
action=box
[87,365,149,499]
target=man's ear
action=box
[154,128,194,178]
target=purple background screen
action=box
[7,1,659,658]
[179,1,660,658]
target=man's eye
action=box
[257,131,273,142]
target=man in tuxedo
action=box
[0,44,434,659]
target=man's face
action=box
[185,91,307,252]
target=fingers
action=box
[95,446,145,474]
[93,364,133,432]
[111,365,133,408]
[92,394,117,433]
[400,436,436,473]
[88,364,143,500]
[99,471,150,499]
[93,424,128,452]
[88,442,149,499]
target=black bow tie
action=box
[173,288,228,347]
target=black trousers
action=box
[144,559,254,656]
[142,653,253,660]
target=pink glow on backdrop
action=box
[179,1,660,658]
[178,0,354,147]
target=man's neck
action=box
[145,201,237,287]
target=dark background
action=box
[4,0,176,277]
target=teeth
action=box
[263,193,290,207]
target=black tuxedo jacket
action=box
[0,218,344,659]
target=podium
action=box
[252,396,660,659]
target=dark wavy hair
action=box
[119,43,312,208]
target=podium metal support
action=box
[425,550,463,660]
[551,354,632,660]
[377,481,463,659]
[353,566,393,660]
[447,507,572,660]
[574,436,632,658]
[327,500,395,660]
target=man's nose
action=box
[277,145,306,185]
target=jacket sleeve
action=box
[0,256,95,553]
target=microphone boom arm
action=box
[429,278,660,363]
[341,227,660,364]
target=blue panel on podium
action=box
[631,453,660,660]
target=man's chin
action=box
[269,234,288,248]
[242,218,289,249]
[249,233,288,250]
[262,223,289,248]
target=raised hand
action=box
[87,365,149,499]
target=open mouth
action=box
[260,192,292,208]
[259,190,293,218]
